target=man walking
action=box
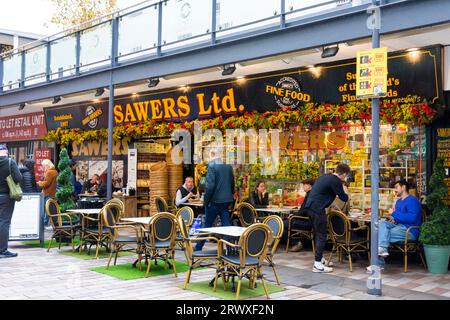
[304,163,350,272]
[195,148,235,251]
[0,144,23,259]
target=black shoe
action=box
[0,250,18,258]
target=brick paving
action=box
[0,239,448,300]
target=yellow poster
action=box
[356,47,388,99]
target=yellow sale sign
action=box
[356,48,388,99]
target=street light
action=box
[95,88,105,97]
[321,45,339,58]
[222,64,236,76]
[52,96,61,104]
[148,77,160,88]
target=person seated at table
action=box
[283,179,315,252]
[249,180,269,208]
[175,176,199,208]
[81,174,100,194]
[367,180,422,272]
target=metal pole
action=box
[0,56,3,94]
[211,0,217,45]
[157,1,163,56]
[367,0,382,296]
[281,0,286,29]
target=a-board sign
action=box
[9,194,44,242]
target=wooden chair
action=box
[390,209,427,272]
[175,206,195,249]
[155,196,169,213]
[236,202,258,227]
[45,199,80,252]
[177,216,219,289]
[263,215,284,285]
[327,210,370,271]
[285,214,315,253]
[106,198,125,220]
[141,212,178,278]
[214,223,273,300]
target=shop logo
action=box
[82,106,102,129]
[267,76,311,109]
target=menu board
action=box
[437,127,450,205]
[9,194,43,241]
[356,47,388,99]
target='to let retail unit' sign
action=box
[0,112,47,142]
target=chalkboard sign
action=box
[436,128,450,205]
[9,194,44,244]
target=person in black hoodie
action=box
[0,144,22,258]
[19,159,37,193]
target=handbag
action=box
[6,158,23,201]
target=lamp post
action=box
[367,0,382,296]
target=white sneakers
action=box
[313,261,333,273]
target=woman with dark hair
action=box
[249,180,269,208]
[19,159,37,193]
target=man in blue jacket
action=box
[378,180,422,260]
[195,148,235,251]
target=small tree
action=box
[56,148,75,212]
[419,157,450,245]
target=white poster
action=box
[128,148,137,189]
[9,194,42,241]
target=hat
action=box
[0,144,8,151]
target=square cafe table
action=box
[197,226,247,238]
[121,217,152,225]
[255,206,299,218]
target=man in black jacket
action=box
[305,163,350,273]
[195,148,235,251]
[0,144,23,258]
[19,159,37,193]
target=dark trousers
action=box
[282,218,312,245]
[195,202,231,251]
[0,196,16,252]
[307,208,328,262]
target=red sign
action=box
[0,112,47,142]
[34,149,52,181]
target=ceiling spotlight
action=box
[222,63,236,76]
[18,103,26,110]
[321,45,339,58]
[52,96,61,104]
[148,77,160,88]
[95,88,105,97]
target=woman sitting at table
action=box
[249,180,269,208]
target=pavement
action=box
[0,238,449,300]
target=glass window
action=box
[50,35,77,79]
[80,22,112,71]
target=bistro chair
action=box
[141,212,178,278]
[236,202,258,227]
[390,209,427,272]
[214,223,273,300]
[285,214,315,254]
[327,210,370,272]
[102,204,142,269]
[155,196,169,213]
[105,198,125,220]
[79,204,118,259]
[263,215,284,285]
[175,206,195,249]
[45,199,80,252]
[177,216,220,289]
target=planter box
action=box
[424,244,450,274]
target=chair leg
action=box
[47,237,53,252]
[172,252,177,277]
[348,248,353,272]
[213,266,219,292]
[145,254,152,278]
[113,245,120,266]
[327,245,335,267]
[260,269,270,299]
[106,245,115,269]
[71,234,75,253]
[236,275,242,300]
[419,249,427,269]
[95,240,100,259]
[286,229,291,253]
[404,248,408,273]
[270,258,281,286]
[184,267,192,289]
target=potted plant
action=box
[419,157,450,274]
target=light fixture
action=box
[18,103,26,110]
[321,45,339,58]
[52,96,61,104]
[222,63,236,76]
[95,88,105,97]
[148,77,160,88]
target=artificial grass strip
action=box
[90,260,191,280]
[60,248,135,260]
[23,239,80,249]
[183,278,284,300]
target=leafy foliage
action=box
[56,148,75,212]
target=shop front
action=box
[42,45,445,215]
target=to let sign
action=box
[356,47,388,99]
[0,112,47,142]
[34,149,52,181]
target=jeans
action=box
[0,195,16,252]
[194,202,231,251]
[307,209,327,262]
[378,220,416,267]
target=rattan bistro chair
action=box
[45,199,80,252]
[263,215,284,285]
[105,198,125,220]
[236,202,258,227]
[285,214,315,253]
[390,209,427,272]
[214,223,273,300]
[155,196,169,213]
[327,210,370,272]
[101,204,142,269]
[141,212,178,278]
[177,216,220,289]
[175,206,195,249]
